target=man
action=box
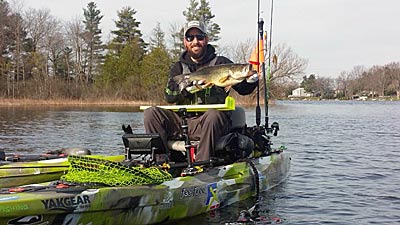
[144,20,258,162]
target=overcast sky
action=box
[22,0,400,78]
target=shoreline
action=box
[0,98,263,106]
[0,98,156,106]
[2,97,396,107]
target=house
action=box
[289,88,313,98]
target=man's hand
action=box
[246,73,259,83]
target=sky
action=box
[21,0,400,78]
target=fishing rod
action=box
[255,0,261,127]
[256,0,270,128]
[265,0,274,128]
[255,0,274,129]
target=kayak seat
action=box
[167,107,252,163]
[167,106,246,150]
[230,106,246,131]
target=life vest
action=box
[180,56,218,74]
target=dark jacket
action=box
[165,45,257,105]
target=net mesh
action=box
[61,155,173,186]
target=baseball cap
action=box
[184,20,206,36]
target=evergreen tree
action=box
[142,24,172,100]
[170,23,184,61]
[111,6,146,55]
[170,0,220,60]
[149,22,166,50]
[99,6,147,92]
[100,41,142,88]
[301,74,317,93]
[183,0,220,43]
[82,1,104,84]
[198,0,220,42]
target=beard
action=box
[187,44,207,60]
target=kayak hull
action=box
[0,151,290,225]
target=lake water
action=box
[1,100,399,224]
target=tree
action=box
[99,6,147,92]
[182,0,220,43]
[0,0,12,60]
[149,22,166,50]
[170,0,221,53]
[111,6,146,54]
[219,38,253,63]
[0,0,13,96]
[384,62,400,97]
[141,48,172,101]
[6,0,28,98]
[301,74,316,92]
[100,41,142,89]
[82,1,104,84]
[141,24,172,100]
[169,22,184,61]
[65,17,86,83]
[270,43,308,82]
[23,8,52,53]
[336,71,353,99]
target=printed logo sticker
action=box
[205,183,220,210]
[7,215,42,225]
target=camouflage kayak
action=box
[0,151,290,225]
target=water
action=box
[1,101,399,224]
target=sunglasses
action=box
[185,34,206,42]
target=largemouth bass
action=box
[173,64,257,93]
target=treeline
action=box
[3,0,396,103]
[297,62,400,99]
[0,0,226,102]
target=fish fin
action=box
[203,82,214,88]
[186,83,211,93]
[186,86,202,93]
[218,75,230,84]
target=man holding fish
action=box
[144,20,258,162]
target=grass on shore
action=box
[0,98,155,106]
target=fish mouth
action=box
[246,64,258,75]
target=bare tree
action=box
[336,71,354,99]
[8,0,25,97]
[43,18,65,77]
[219,38,253,63]
[65,17,86,83]
[270,43,308,82]
[24,8,52,52]
[384,62,400,98]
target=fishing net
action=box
[61,155,173,186]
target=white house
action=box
[289,88,313,98]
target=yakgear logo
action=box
[41,195,90,210]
